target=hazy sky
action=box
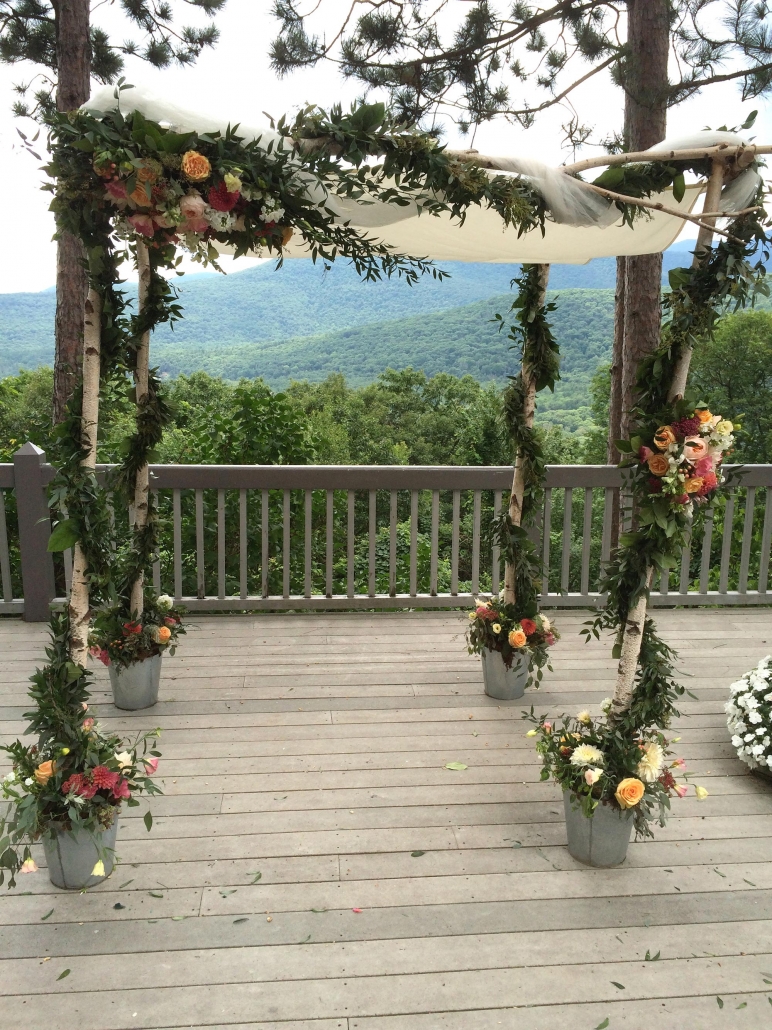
[0,0,768,293]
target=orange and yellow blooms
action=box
[615,777,645,808]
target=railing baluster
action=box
[152,490,161,593]
[718,489,735,594]
[60,503,73,598]
[283,490,291,599]
[451,489,460,596]
[471,490,481,594]
[304,489,312,599]
[560,487,573,593]
[217,488,226,600]
[660,566,669,596]
[239,489,247,599]
[195,488,205,599]
[368,489,376,597]
[699,505,714,595]
[389,490,397,597]
[491,490,502,596]
[261,489,269,598]
[580,487,592,597]
[759,487,772,594]
[430,489,440,596]
[600,487,613,569]
[347,491,355,598]
[326,490,334,598]
[0,490,13,602]
[409,490,418,597]
[173,489,182,601]
[738,486,756,594]
[678,518,692,596]
[542,488,552,598]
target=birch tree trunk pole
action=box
[129,242,152,618]
[503,263,550,605]
[609,160,726,722]
[69,289,101,667]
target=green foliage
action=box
[90,594,185,669]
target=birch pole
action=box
[609,160,726,722]
[129,241,151,618]
[503,263,550,605]
[69,288,101,667]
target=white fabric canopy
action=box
[87,86,735,265]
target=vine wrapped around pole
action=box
[129,242,152,618]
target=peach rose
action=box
[181,150,212,181]
[684,476,704,494]
[615,777,645,809]
[695,409,713,424]
[157,625,172,643]
[654,426,676,451]
[34,760,55,786]
[683,436,708,461]
[137,158,163,183]
[646,454,669,476]
[179,191,209,233]
[508,628,527,648]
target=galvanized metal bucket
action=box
[109,654,162,710]
[42,821,118,890]
[481,648,529,700]
[563,790,634,867]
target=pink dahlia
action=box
[693,456,714,476]
[92,765,119,791]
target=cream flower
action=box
[576,710,592,725]
[156,594,174,611]
[114,751,133,769]
[584,767,603,786]
[491,623,502,634]
[599,697,613,713]
[20,857,39,874]
[636,742,665,783]
[91,860,106,877]
[540,615,551,632]
[570,744,605,766]
[694,785,709,801]
[716,420,733,435]
[223,172,242,193]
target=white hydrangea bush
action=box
[725,656,772,772]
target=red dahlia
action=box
[671,416,701,438]
[208,181,240,212]
[91,765,119,790]
[520,618,537,636]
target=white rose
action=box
[114,751,133,769]
[157,594,174,612]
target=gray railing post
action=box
[14,443,55,622]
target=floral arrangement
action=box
[0,705,161,887]
[726,655,772,775]
[89,594,185,669]
[524,703,708,837]
[627,405,735,511]
[467,596,558,686]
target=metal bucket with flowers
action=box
[467,597,558,700]
[1,619,162,890]
[525,704,708,866]
[89,594,185,710]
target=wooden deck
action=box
[1,608,772,1029]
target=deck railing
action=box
[1,444,771,619]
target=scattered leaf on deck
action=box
[172,916,187,921]
[148,891,164,898]
[713,868,726,878]
[411,851,425,858]
[251,872,262,884]
[644,950,660,962]
[113,903,125,910]
[57,969,70,981]
[118,880,133,889]
[40,909,54,921]
[219,889,237,897]
[233,917,249,924]
[744,879,757,887]
[300,934,311,943]
[610,982,625,990]
[737,1002,747,1009]
[143,811,153,832]
[311,908,328,913]
[595,1019,609,1030]
[716,997,724,1009]
[445,762,467,771]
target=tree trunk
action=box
[69,289,101,667]
[610,159,725,722]
[611,0,670,445]
[129,243,152,618]
[503,264,550,606]
[52,0,91,425]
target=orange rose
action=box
[181,150,212,182]
[695,409,713,423]
[129,182,153,208]
[157,625,172,643]
[508,628,527,648]
[684,476,704,494]
[34,760,56,786]
[615,777,645,809]
[646,454,669,476]
[654,426,676,451]
[137,158,163,184]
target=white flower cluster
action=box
[725,655,772,771]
